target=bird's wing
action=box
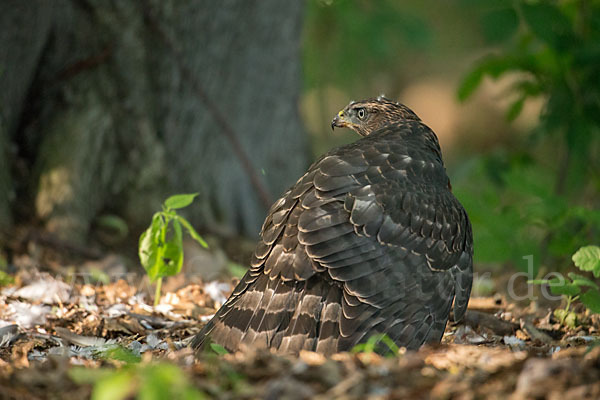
[289,126,471,350]
[193,123,472,353]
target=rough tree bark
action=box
[0,0,308,244]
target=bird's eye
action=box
[357,108,366,120]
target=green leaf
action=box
[520,3,573,50]
[97,345,141,364]
[0,270,14,286]
[564,311,578,329]
[96,214,129,239]
[457,56,516,101]
[554,308,567,323]
[351,342,370,354]
[177,216,208,248]
[74,363,206,400]
[554,309,577,327]
[528,279,552,285]
[573,246,600,278]
[506,96,525,121]
[91,369,134,400]
[164,193,198,211]
[580,289,600,314]
[568,272,599,290]
[548,278,581,297]
[210,343,229,355]
[139,193,207,286]
[227,262,248,279]
[481,7,519,44]
[457,66,485,101]
[68,367,114,384]
[139,213,163,281]
[377,334,400,357]
[351,333,399,356]
[160,219,183,278]
[138,364,186,400]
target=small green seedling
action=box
[139,193,208,306]
[351,333,401,357]
[529,245,600,328]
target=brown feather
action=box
[192,98,472,356]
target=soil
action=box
[0,233,599,400]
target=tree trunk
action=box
[0,1,55,228]
[0,0,308,243]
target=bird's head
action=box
[331,96,421,136]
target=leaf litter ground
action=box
[1,245,600,399]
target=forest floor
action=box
[1,233,600,400]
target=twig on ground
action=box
[521,319,554,345]
[461,310,518,336]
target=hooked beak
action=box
[331,110,350,130]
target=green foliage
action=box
[454,157,600,271]
[0,255,13,286]
[553,307,577,328]
[351,333,400,357]
[96,214,129,241]
[457,0,600,270]
[480,7,519,44]
[567,272,599,291]
[0,270,13,286]
[139,194,208,306]
[226,262,248,279]
[70,362,206,400]
[97,345,142,364]
[86,267,111,285]
[573,245,600,278]
[209,343,229,356]
[529,245,600,327]
[304,0,432,90]
[580,289,600,314]
[461,0,600,134]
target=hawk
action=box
[192,97,473,355]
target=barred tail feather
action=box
[192,273,344,355]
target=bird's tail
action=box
[191,272,343,355]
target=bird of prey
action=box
[192,96,473,355]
